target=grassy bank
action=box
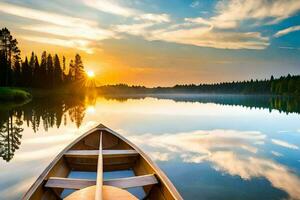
[0,87,32,101]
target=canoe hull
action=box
[23,124,182,200]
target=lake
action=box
[0,94,300,200]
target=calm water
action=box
[0,94,300,200]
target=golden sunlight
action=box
[86,105,95,114]
[86,70,95,78]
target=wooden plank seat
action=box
[45,177,95,190]
[45,174,158,190]
[64,150,139,158]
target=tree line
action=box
[170,75,300,96]
[98,75,300,96]
[0,27,86,88]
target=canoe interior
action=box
[24,125,182,200]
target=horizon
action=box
[1,0,300,86]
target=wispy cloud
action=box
[82,0,170,23]
[0,2,96,28]
[134,13,170,23]
[271,151,283,157]
[278,46,299,50]
[275,25,300,37]
[190,1,201,8]
[82,0,137,17]
[184,0,300,29]
[148,28,269,50]
[109,0,283,50]
[113,23,154,37]
[0,2,116,53]
[1,0,299,52]
[271,139,299,150]
[213,0,300,28]
[21,36,96,54]
[22,24,116,41]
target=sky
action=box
[0,0,300,86]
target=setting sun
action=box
[86,70,95,78]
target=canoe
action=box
[23,124,183,200]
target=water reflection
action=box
[103,94,300,114]
[0,113,23,162]
[128,129,300,200]
[0,94,300,200]
[0,95,96,162]
[0,94,299,163]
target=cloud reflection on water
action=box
[129,129,300,200]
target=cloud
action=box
[213,0,300,28]
[113,23,154,37]
[185,0,300,29]
[184,17,212,27]
[148,27,269,50]
[82,0,137,17]
[82,0,170,23]
[21,36,96,54]
[134,13,171,23]
[0,2,117,54]
[275,25,300,37]
[113,20,269,50]
[22,24,116,41]
[190,1,201,8]
[271,151,283,157]
[0,2,96,28]
[278,46,298,50]
[271,139,299,150]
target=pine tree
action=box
[22,57,32,87]
[53,54,62,87]
[33,55,40,87]
[14,59,21,86]
[40,51,47,88]
[0,28,20,86]
[68,59,75,82]
[74,54,85,81]
[47,54,54,88]
[62,56,66,83]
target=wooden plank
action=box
[103,150,138,158]
[66,158,137,172]
[45,177,96,190]
[95,132,103,200]
[65,150,98,158]
[104,174,158,189]
[64,150,138,159]
[45,174,157,190]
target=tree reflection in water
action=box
[0,94,96,162]
[0,112,23,162]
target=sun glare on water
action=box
[87,70,95,78]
